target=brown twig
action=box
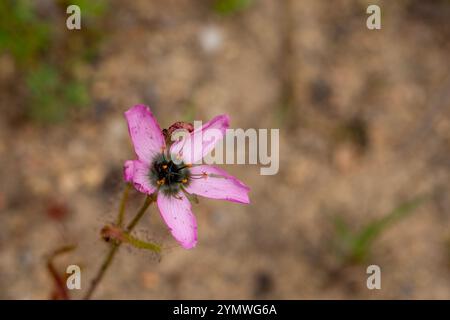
[47,245,77,300]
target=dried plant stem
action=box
[83,191,154,300]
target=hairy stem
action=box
[83,192,155,300]
[116,183,131,227]
[126,196,153,232]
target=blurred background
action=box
[0,0,449,299]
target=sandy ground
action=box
[0,0,449,299]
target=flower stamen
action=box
[149,153,192,196]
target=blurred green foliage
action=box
[332,196,426,264]
[213,0,253,15]
[0,0,50,66]
[0,0,107,123]
[67,0,107,18]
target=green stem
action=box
[116,183,131,227]
[83,193,155,300]
[126,196,153,232]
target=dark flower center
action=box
[149,153,191,196]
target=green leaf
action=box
[122,233,162,254]
[349,196,426,263]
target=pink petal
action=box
[125,105,165,163]
[170,115,229,164]
[157,192,198,249]
[123,160,156,195]
[185,165,250,204]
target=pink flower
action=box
[123,105,250,249]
